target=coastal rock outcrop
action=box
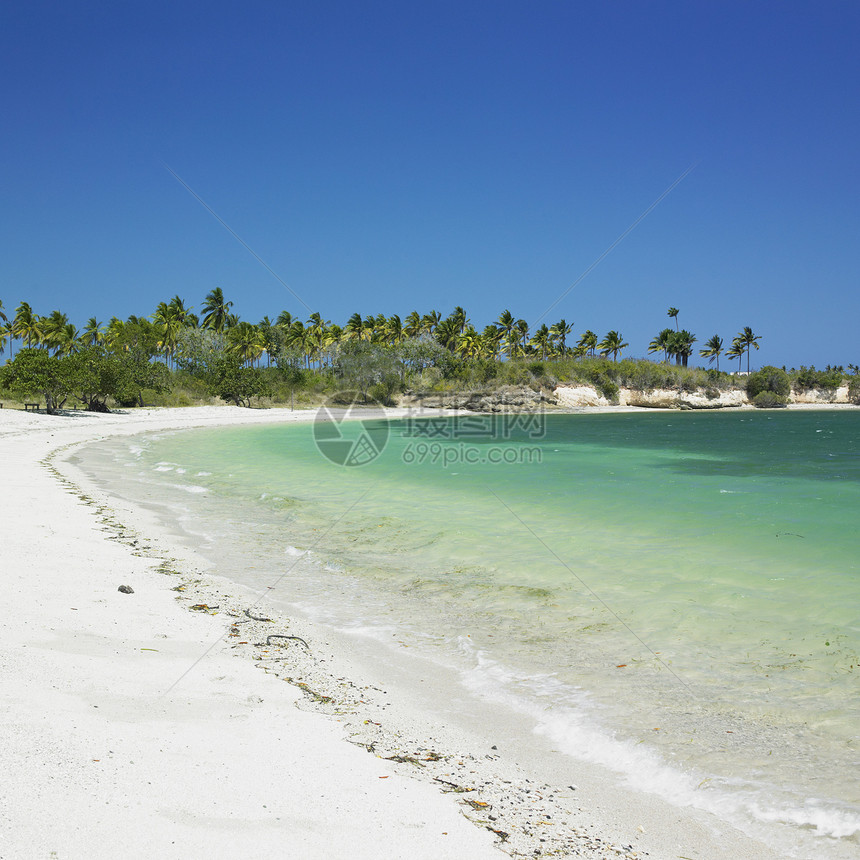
[554,386,611,408]
[789,385,850,404]
[618,388,748,409]
[402,387,555,412]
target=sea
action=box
[76,408,860,858]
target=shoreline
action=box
[0,405,815,858]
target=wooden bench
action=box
[24,402,40,412]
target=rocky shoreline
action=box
[403,383,856,412]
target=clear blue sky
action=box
[2,0,858,368]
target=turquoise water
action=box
[84,410,860,856]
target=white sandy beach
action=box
[0,405,802,859]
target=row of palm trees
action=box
[1,293,756,371]
[647,308,762,372]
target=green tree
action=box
[168,295,195,327]
[344,313,364,341]
[699,335,724,371]
[0,319,10,356]
[457,325,484,359]
[667,307,679,330]
[404,311,422,339]
[530,324,551,360]
[385,314,404,345]
[449,306,469,334]
[201,287,234,332]
[1,348,71,412]
[667,329,696,367]
[738,326,762,373]
[549,319,573,356]
[421,310,441,336]
[495,309,516,357]
[40,310,71,353]
[511,319,530,357]
[12,302,41,349]
[726,337,744,372]
[152,301,186,367]
[648,328,673,362]
[481,324,503,360]
[207,355,268,407]
[227,321,265,365]
[435,317,461,352]
[334,340,402,403]
[746,366,790,407]
[597,330,628,361]
[81,317,105,346]
[576,329,598,357]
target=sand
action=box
[0,405,793,859]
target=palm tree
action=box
[457,325,483,359]
[81,317,105,346]
[738,326,761,373]
[481,324,503,360]
[104,317,125,351]
[168,295,195,326]
[699,335,724,371]
[12,302,41,348]
[201,287,234,331]
[435,317,460,352]
[648,328,674,363]
[495,310,516,356]
[385,314,404,345]
[41,310,70,354]
[404,311,422,339]
[152,301,186,367]
[667,307,679,330]
[227,321,265,365]
[669,329,697,367]
[726,337,744,372]
[530,324,551,360]
[421,310,441,336]
[55,323,80,357]
[344,313,364,341]
[306,312,332,365]
[549,319,573,356]
[0,320,10,356]
[276,310,293,330]
[0,299,8,325]
[449,306,469,334]
[597,330,628,361]
[284,320,311,367]
[576,329,598,357]
[506,319,530,358]
[257,316,282,366]
[363,315,379,342]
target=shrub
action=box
[793,365,843,392]
[746,366,790,399]
[752,391,788,408]
[849,377,860,405]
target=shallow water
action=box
[79,409,860,857]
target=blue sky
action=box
[1,0,858,368]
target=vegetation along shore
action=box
[1,293,857,412]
